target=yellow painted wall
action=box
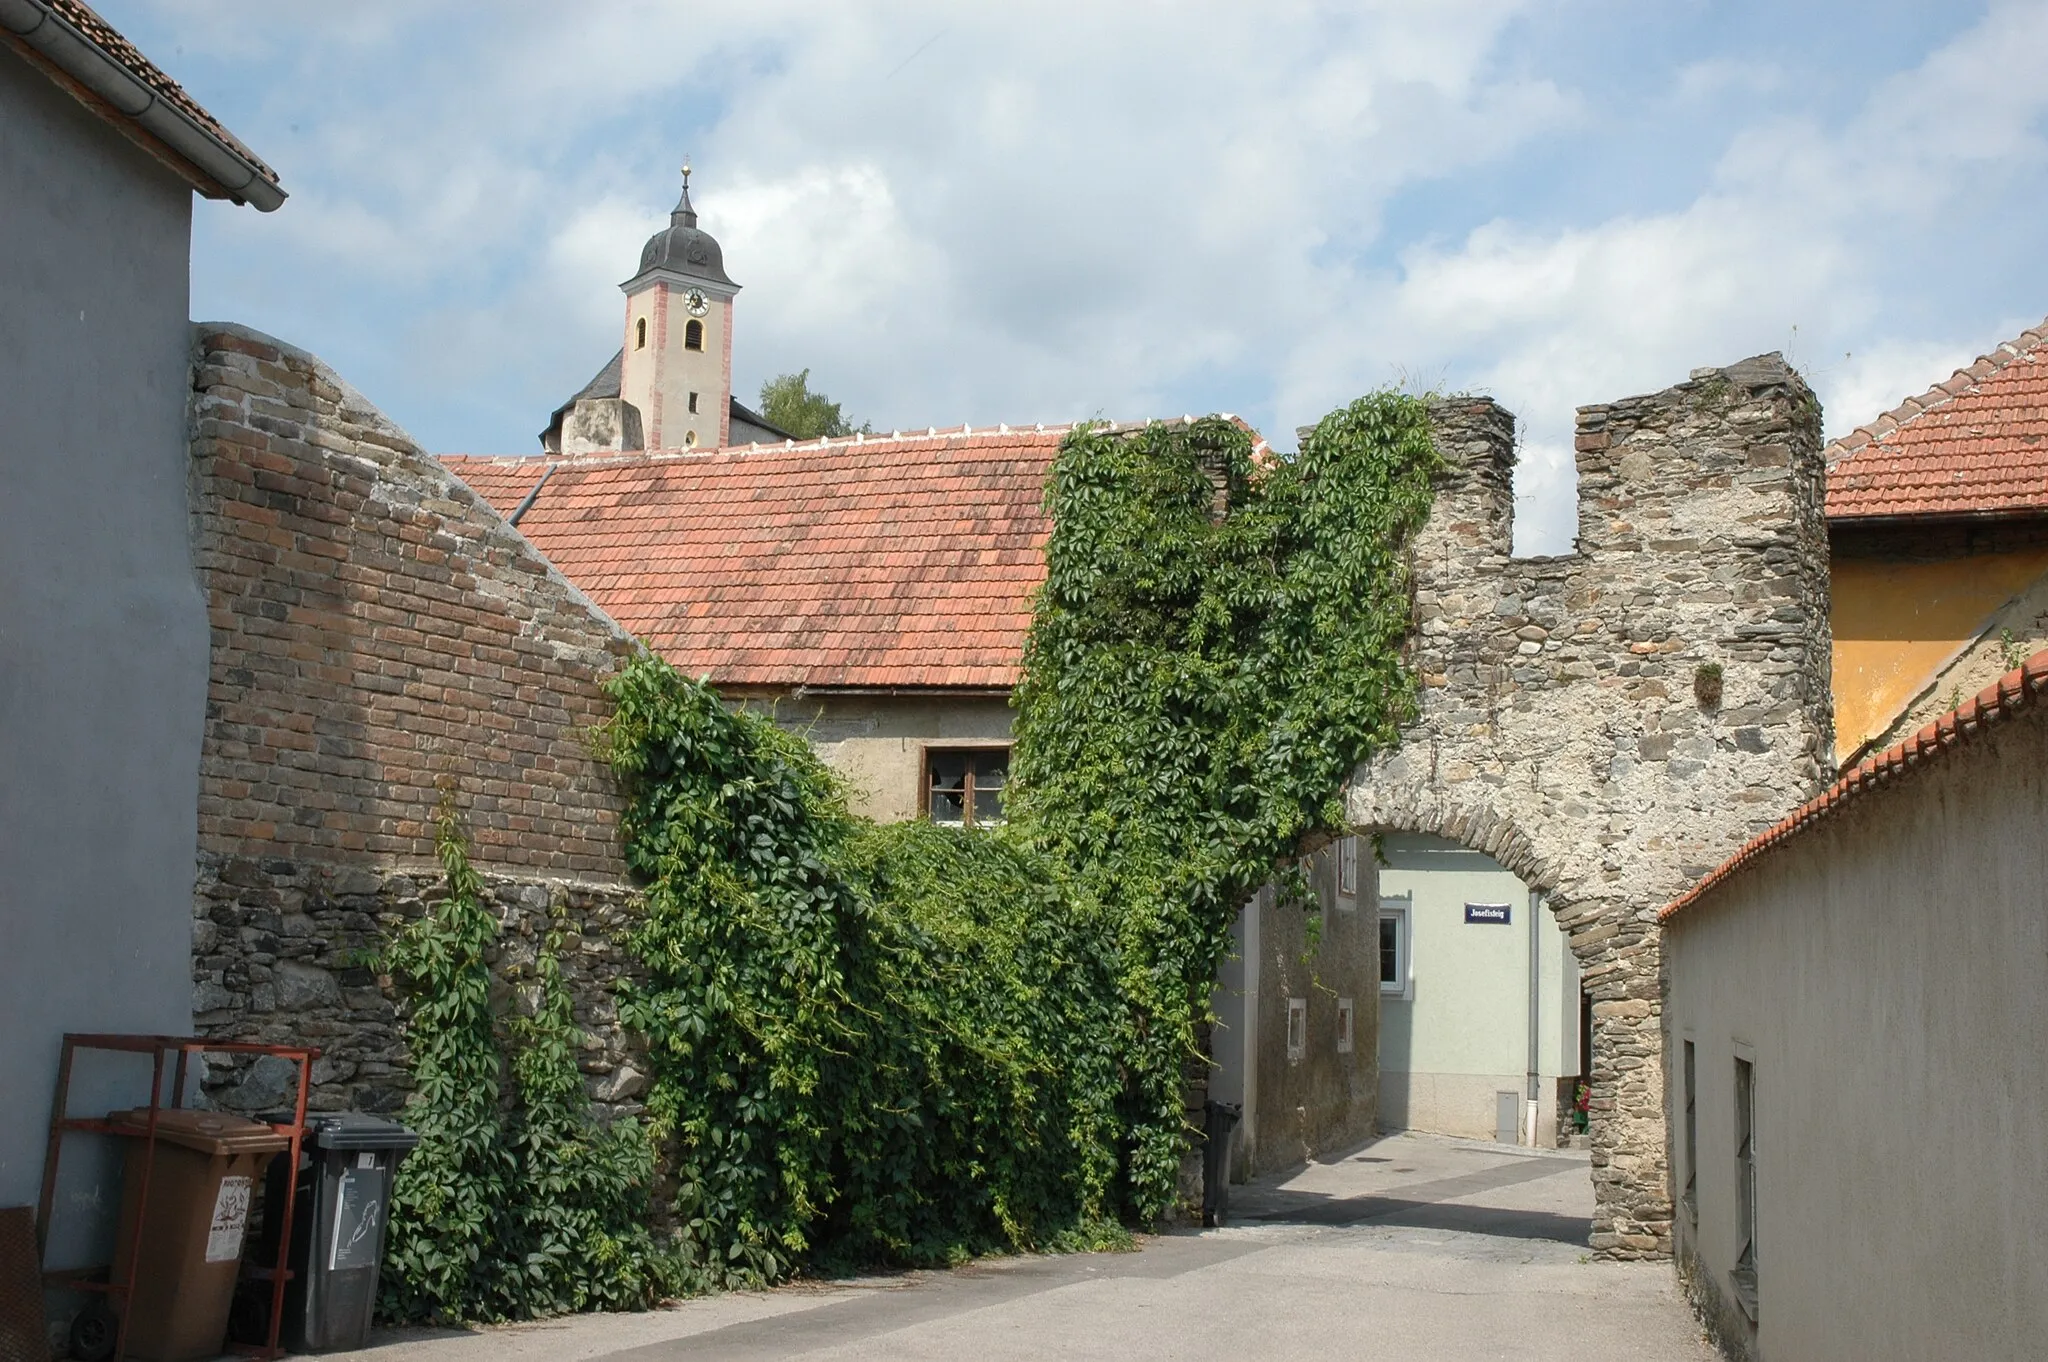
[1830,549,2048,761]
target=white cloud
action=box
[139,0,2048,547]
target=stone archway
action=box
[1348,358,1832,1259]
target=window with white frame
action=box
[1337,835,1359,901]
[1379,899,1411,999]
[1335,998,1354,1053]
[1285,998,1307,1063]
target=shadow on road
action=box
[1227,1138,1592,1247]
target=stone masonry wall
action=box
[1349,355,1832,1259]
[186,322,646,1114]
[194,856,649,1120]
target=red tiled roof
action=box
[15,1,281,193]
[1825,317,2048,521]
[1662,647,2048,922]
[443,427,1068,690]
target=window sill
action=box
[1730,1265,1758,1322]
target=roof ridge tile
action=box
[1825,313,2048,466]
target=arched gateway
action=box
[1350,358,1833,1259]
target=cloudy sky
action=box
[114,0,2048,551]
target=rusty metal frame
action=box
[35,1034,319,1362]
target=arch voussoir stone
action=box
[1348,359,1833,1260]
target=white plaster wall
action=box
[1665,695,2048,1361]
[748,692,1016,823]
[1377,834,1579,1141]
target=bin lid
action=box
[300,1113,420,1152]
[105,1108,290,1156]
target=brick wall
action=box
[187,322,646,1111]
[189,323,633,874]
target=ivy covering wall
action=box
[379,394,1439,1319]
[1011,401,1442,1215]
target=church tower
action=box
[618,164,737,449]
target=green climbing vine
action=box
[1009,399,1441,1215]
[598,662,1127,1286]
[378,802,678,1322]
[382,390,1438,1310]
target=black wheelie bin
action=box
[251,1113,418,1352]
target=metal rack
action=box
[35,1034,319,1362]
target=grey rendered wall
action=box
[1664,699,2048,1361]
[0,51,205,1210]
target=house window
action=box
[684,430,698,448]
[926,747,1008,827]
[1732,1056,1758,1319]
[1285,998,1307,1063]
[684,318,705,351]
[635,317,647,349]
[687,391,699,414]
[1682,1040,1698,1224]
[1337,835,1359,901]
[1335,998,1354,1054]
[1379,900,1411,999]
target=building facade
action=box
[1211,840,1381,1183]
[0,0,279,1218]
[1661,649,2048,1361]
[1375,834,1581,1147]
[1827,316,2048,764]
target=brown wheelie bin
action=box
[104,1109,288,1361]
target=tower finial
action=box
[673,157,697,228]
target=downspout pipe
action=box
[0,0,285,210]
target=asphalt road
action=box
[348,1131,1714,1362]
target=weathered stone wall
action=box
[194,854,647,1119]
[1349,355,1832,1259]
[186,322,645,1113]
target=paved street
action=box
[346,1131,1712,1362]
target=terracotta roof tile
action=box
[1825,317,2048,521]
[447,419,1268,690]
[443,428,1066,690]
[1662,646,2048,922]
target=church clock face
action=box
[685,289,709,317]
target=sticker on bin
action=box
[330,1167,384,1271]
[206,1175,253,1263]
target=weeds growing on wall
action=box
[378,803,678,1322]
